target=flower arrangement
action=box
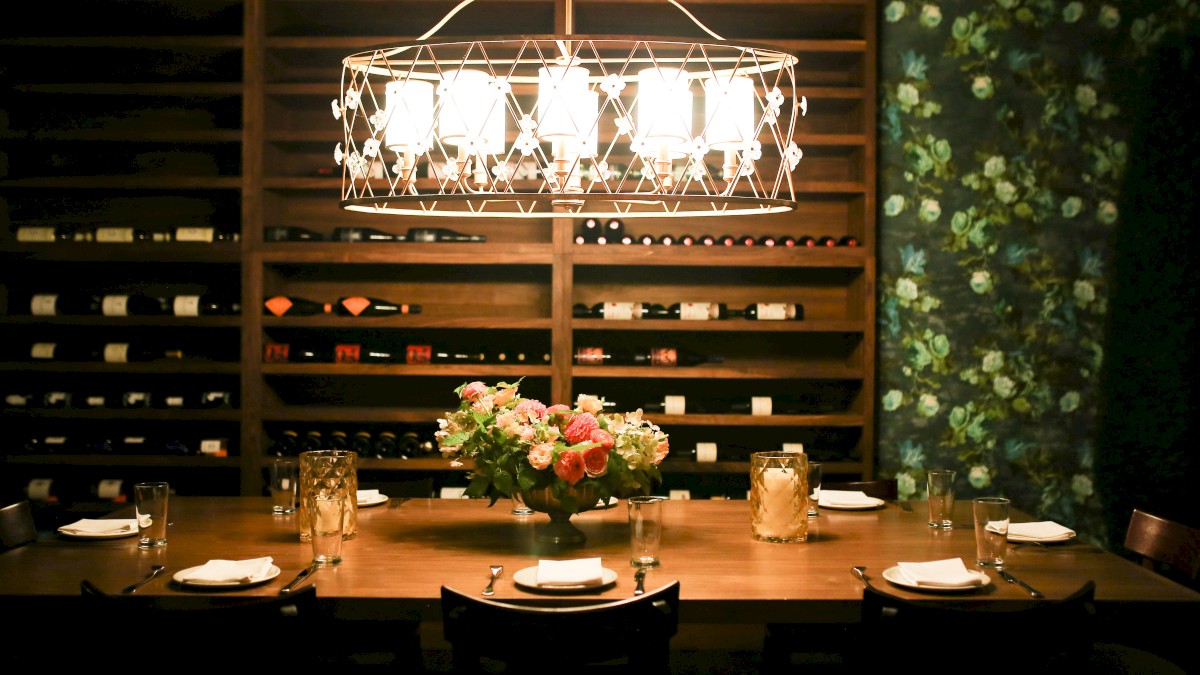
[436,379,670,513]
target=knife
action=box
[999,570,1045,598]
[279,562,319,595]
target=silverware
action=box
[482,564,503,596]
[121,564,166,594]
[851,565,873,589]
[279,562,319,595]
[634,567,647,595]
[999,570,1045,598]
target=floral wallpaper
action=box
[875,0,1198,546]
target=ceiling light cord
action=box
[418,0,725,41]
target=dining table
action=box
[2,495,1197,652]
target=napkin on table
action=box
[58,518,138,535]
[896,558,981,588]
[1007,521,1076,541]
[357,489,380,502]
[178,557,274,583]
[535,557,605,587]
[819,490,880,507]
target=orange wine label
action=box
[649,347,678,366]
[340,296,370,316]
[263,342,290,362]
[335,344,361,363]
[264,296,293,316]
[575,346,605,365]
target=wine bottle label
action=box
[200,391,232,407]
[84,395,107,407]
[102,295,130,316]
[103,343,130,363]
[173,295,201,316]
[680,302,715,320]
[122,392,149,407]
[669,489,693,499]
[695,443,718,462]
[574,346,605,365]
[664,395,686,415]
[751,396,773,416]
[264,296,293,316]
[95,227,135,243]
[782,442,805,454]
[649,347,678,366]
[30,294,59,316]
[340,297,371,316]
[335,344,362,363]
[263,342,290,362]
[754,303,792,320]
[123,436,146,447]
[16,226,56,242]
[164,396,186,407]
[27,479,52,500]
[97,479,123,499]
[199,438,228,456]
[5,394,32,406]
[44,392,70,406]
[174,226,215,242]
[31,343,56,359]
[406,344,432,364]
[603,302,637,320]
[45,436,67,447]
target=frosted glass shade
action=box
[537,65,590,140]
[704,75,754,150]
[636,67,693,145]
[384,79,434,152]
[437,69,505,153]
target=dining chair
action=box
[440,580,681,674]
[0,500,38,550]
[1123,508,1200,590]
[821,479,898,501]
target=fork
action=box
[121,565,166,594]
[482,564,503,596]
[633,567,647,595]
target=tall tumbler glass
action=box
[298,449,358,542]
[750,451,809,543]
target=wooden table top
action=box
[2,496,1197,625]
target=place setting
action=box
[357,488,390,508]
[172,556,281,589]
[879,558,993,593]
[57,518,140,540]
[818,490,886,510]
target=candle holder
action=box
[750,451,809,543]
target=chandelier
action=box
[333,0,806,219]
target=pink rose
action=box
[652,438,669,465]
[494,387,517,406]
[582,445,609,478]
[461,381,487,401]
[563,412,599,445]
[588,428,614,450]
[546,404,570,416]
[528,443,554,470]
[514,399,548,422]
[554,450,586,485]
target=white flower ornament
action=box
[362,138,381,158]
[334,143,344,166]
[786,142,803,171]
[369,109,386,132]
[330,99,342,120]
[344,88,361,110]
[600,74,625,97]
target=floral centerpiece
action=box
[436,379,670,515]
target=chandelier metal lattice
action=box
[333,2,805,218]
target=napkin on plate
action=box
[819,490,880,507]
[58,518,138,535]
[357,489,380,502]
[535,557,605,587]
[896,558,981,588]
[1007,521,1076,541]
[178,557,274,583]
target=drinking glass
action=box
[926,470,956,529]
[974,497,1011,568]
[750,451,809,543]
[298,449,358,542]
[134,481,169,549]
[309,491,346,566]
[511,492,534,516]
[268,458,298,515]
[628,496,666,567]
[807,462,822,517]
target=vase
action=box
[521,484,600,546]
[297,449,358,542]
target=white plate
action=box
[513,566,619,592]
[358,493,389,508]
[818,497,885,510]
[173,564,282,588]
[57,528,139,540]
[881,565,992,592]
[595,497,619,509]
[1008,533,1076,543]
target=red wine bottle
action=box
[658,234,677,246]
[678,234,696,246]
[263,296,332,317]
[638,233,655,246]
[738,303,805,321]
[816,236,837,247]
[699,234,717,246]
[331,227,407,243]
[757,236,778,247]
[838,235,860,247]
[579,218,602,244]
[796,236,817,247]
[738,235,756,246]
[667,302,730,320]
[28,292,101,316]
[171,294,241,316]
[264,226,325,242]
[717,234,737,247]
[406,228,486,243]
[100,293,169,316]
[334,296,421,317]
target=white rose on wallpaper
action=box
[983,155,1006,178]
[1098,5,1121,30]
[981,350,1004,373]
[1060,391,1081,413]
[968,465,992,489]
[916,394,940,417]
[969,270,992,294]
[882,390,904,411]
[1061,196,1083,218]
[992,375,1016,399]
[1063,2,1085,23]
[971,75,994,99]
[918,198,941,222]
[1074,280,1096,306]
[919,5,942,28]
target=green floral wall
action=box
[874,0,1198,547]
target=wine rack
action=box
[1,0,876,502]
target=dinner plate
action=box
[173,564,282,588]
[357,493,389,508]
[881,565,991,592]
[818,497,885,510]
[57,527,139,540]
[512,566,619,593]
[595,496,619,509]
[1007,533,1076,543]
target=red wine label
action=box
[341,296,370,316]
[174,227,214,242]
[406,344,432,364]
[102,295,130,316]
[95,227,134,243]
[575,346,606,365]
[603,302,637,320]
[264,296,293,316]
[263,342,291,362]
[335,344,362,363]
[30,294,58,316]
[16,227,56,242]
[649,347,678,366]
[173,295,200,316]
[680,302,714,320]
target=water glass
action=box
[510,492,534,516]
[926,470,956,529]
[807,462,822,517]
[134,481,169,549]
[309,492,346,566]
[973,497,1011,568]
[268,459,298,515]
[628,496,666,567]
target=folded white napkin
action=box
[897,558,981,588]
[1008,521,1076,541]
[535,557,605,587]
[58,518,138,534]
[819,490,880,507]
[179,557,274,583]
[357,489,380,502]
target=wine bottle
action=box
[729,395,818,415]
[796,236,817,247]
[698,234,717,246]
[331,226,407,243]
[738,235,756,246]
[780,236,798,247]
[162,438,196,456]
[42,391,71,408]
[573,346,631,366]
[738,303,805,321]
[571,303,591,318]
[666,302,730,320]
[717,234,737,247]
[399,430,423,459]
[630,346,723,367]
[334,296,421,317]
[269,430,301,457]
[303,430,324,452]
[101,342,185,363]
[153,391,191,409]
[171,294,241,316]
[327,430,350,451]
[837,235,860,247]
[94,226,152,243]
[587,302,655,320]
[171,226,238,243]
[74,391,111,409]
[100,293,169,316]
[29,292,100,316]
[619,233,636,245]
[432,347,488,364]
[121,391,151,408]
[350,430,374,456]
[604,218,625,240]
[573,233,589,245]
[406,227,486,243]
[494,350,551,364]
[4,393,34,408]
[639,394,689,415]
[15,226,62,243]
[29,341,98,361]
[264,226,325,242]
[333,343,403,364]
[579,217,602,244]
[658,234,677,246]
[816,236,837,247]
[119,435,151,455]
[638,234,655,246]
[678,234,696,246]
[263,295,332,317]
[757,236,778,247]
[373,430,399,458]
[197,390,235,408]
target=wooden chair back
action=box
[823,479,899,501]
[1124,508,1200,587]
[0,500,38,550]
[441,580,681,674]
